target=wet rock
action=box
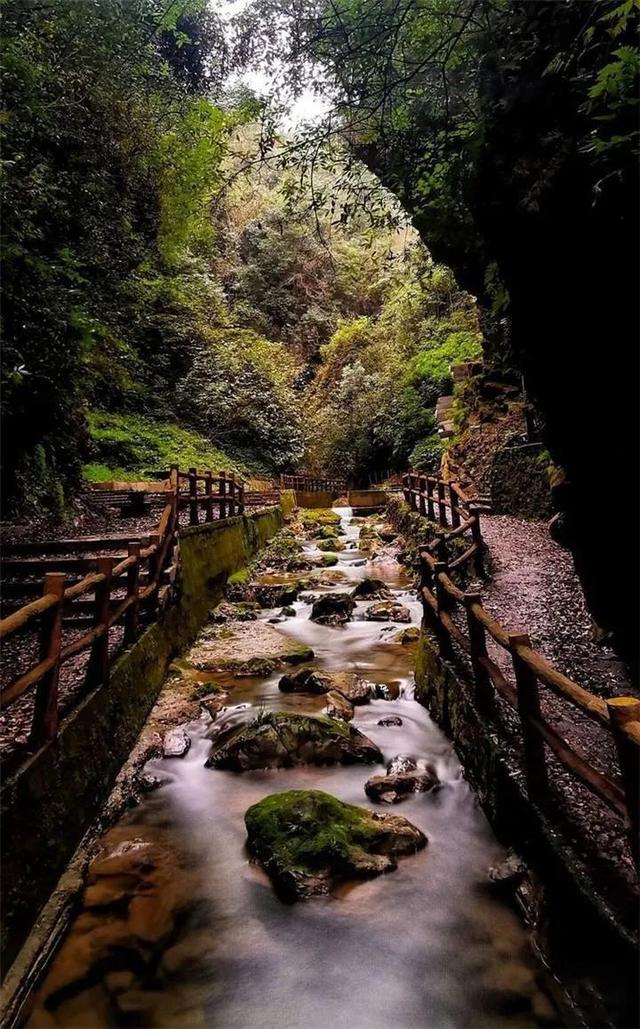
[188,622,313,676]
[365,600,412,623]
[268,616,286,624]
[351,578,392,601]
[310,592,355,626]
[372,681,401,701]
[162,728,190,759]
[338,674,374,703]
[280,606,296,617]
[138,772,163,792]
[391,625,420,644]
[365,767,438,804]
[318,553,339,567]
[279,668,332,695]
[378,525,399,543]
[324,690,354,722]
[387,755,417,775]
[206,712,382,771]
[254,584,300,609]
[245,789,427,900]
[200,692,228,719]
[487,851,528,895]
[317,537,345,552]
[210,601,260,624]
[377,716,403,727]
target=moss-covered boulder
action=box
[310,592,355,626]
[245,790,427,900]
[206,713,382,771]
[351,578,392,601]
[316,537,345,552]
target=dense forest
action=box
[1,0,479,517]
[1,0,638,653]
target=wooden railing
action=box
[401,471,639,869]
[0,465,253,752]
[402,472,485,577]
[176,467,244,524]
[279,473,346,494]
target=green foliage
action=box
[409,436,448,473]
[84,412,244,481]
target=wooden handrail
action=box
[406,469,639,868]
[0,464,256,749]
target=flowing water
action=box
[29,508,559,1029]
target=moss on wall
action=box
[1,507,283,975]
[279,489,296,521]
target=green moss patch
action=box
[245,789,427,900]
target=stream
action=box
[29,507,558,1029]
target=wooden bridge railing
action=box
[279,473,346,494]
[401,471,639,869]
[0,465,254,753]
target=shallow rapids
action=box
[29,507,558,1029]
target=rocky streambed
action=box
[28,507,559,1029]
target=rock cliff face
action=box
[361,3,638,660]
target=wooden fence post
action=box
[29,573,65,748]
[86,557,114,690]
[426,478,436,521]
[124,542,140,645]
[169,465,179,529]
[606,697,640,868]
[147,533,161,618]
[509,632,548,799]
[229,472,237,515]
[464,591,494,715]
[450,483,461,528]
[434,561,454,660]
[188,467,198,526]
[204,470,213,523]
[403,474,411,506]
[437,481,448,527]
[469,504,485,577]
[219,470,227,519]
[418,475,427,517]
[237,478,245,516]
[435,533,448,565]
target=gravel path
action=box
[476,513,637,906]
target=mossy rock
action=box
[351,578,392,601]
[317,525,344,540]
[299,509,341,529]
[245,789,427,900]
[316,537,345,552]
[206,712,382,771]
[319,553,339,567]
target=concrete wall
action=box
[294,489,334,509]
[347,489,387,514]
[1,507,283,974]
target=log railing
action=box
[401,472,639,869]
[402,471,485,577]
[279,473,346,494]
[0,465,253,752]
[176,467,245,524]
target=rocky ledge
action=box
[206,712,382,771]
[245,789,427,900]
